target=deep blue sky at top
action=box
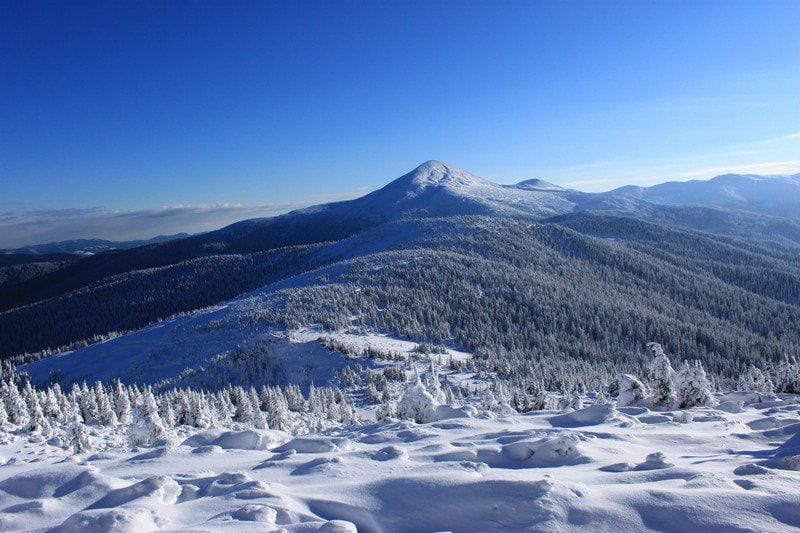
[2,0,799,212]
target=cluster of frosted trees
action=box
[615,343,800,409]
[0,378,356,452]
[0,340,796,455]
[382,343,800,425]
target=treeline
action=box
[0,375,356,452]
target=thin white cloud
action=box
[745,132,800,147]
[562,178,614,189]
[679,159,800,179]
[0,190,367,249]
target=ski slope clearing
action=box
[1,394,798,532]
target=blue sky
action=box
[1,1,799,244]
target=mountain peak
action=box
[515,178,565,191]
[399,160,491,191]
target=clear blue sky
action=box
[2,0,799,216]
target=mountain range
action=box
[2,161,800,389]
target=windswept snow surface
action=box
[1,394,799,532]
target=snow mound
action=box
[370,446,408,461]
[634,452,674,471]
[86,475,179,509]
[52,507,159,533]
[182,429,286,450]
[273,436,352,454]
[548,403,618,427]
[228,503,277,523]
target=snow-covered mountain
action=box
[608,172,800,217]
[513,178,566,191]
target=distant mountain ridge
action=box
[1,233,190,256]
[607,172,800,217]
[2,161,800,313]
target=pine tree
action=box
[774,357,800,394]
[128,390,167,447]
[113,380,132,424]
[159,395,177,427]
[646,343,676,408]
[231,386,254,424]
[26,392,51,435]
[675,360,716,408]
[64,405,93,453]
[79,383,98,425]
[396,376,439,424]
[265,387,290,431]
[2,381,28,427]
[737,365,774,393]
[94,382,118,426]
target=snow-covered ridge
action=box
[608,171,800,217]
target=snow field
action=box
[0,393,798,532]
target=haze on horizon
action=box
[1,1,799,246]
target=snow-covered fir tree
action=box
[646,342,676,408]
[737,365,774,393]
[675,360,716,408]
[128,390,167,446]
[63,405,93,453]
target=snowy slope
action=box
[1,394,798,531]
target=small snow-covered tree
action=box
[284,384,305,412]
[675,360,716,408]
[26,396,51,435]
[79,383,98,425]
[526,380,549,411]
[64,405,92,453]
[646,342,676,408]
[94,382,117,426]
[0,400,7,426]
[265,387,290,431]
[2,381,28,427]
[774,357,800,394]
[128,390,167,446]
[737,365,773,393]
[246,387,267,429]
[159,395,177,427]
[113,380,132,424]
[396,377,439,424]
[617,374,647,407]
[43,389,62,421]
[568,392,584,411]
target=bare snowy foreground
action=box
[1,394,799,532]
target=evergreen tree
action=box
[128,390,167,446]
[64,405,93,453]
[675,360,716,408]
[737,365,773,393]
[646,342,676,408]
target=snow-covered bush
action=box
[396,379,439,424]
[617,374,647,407]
